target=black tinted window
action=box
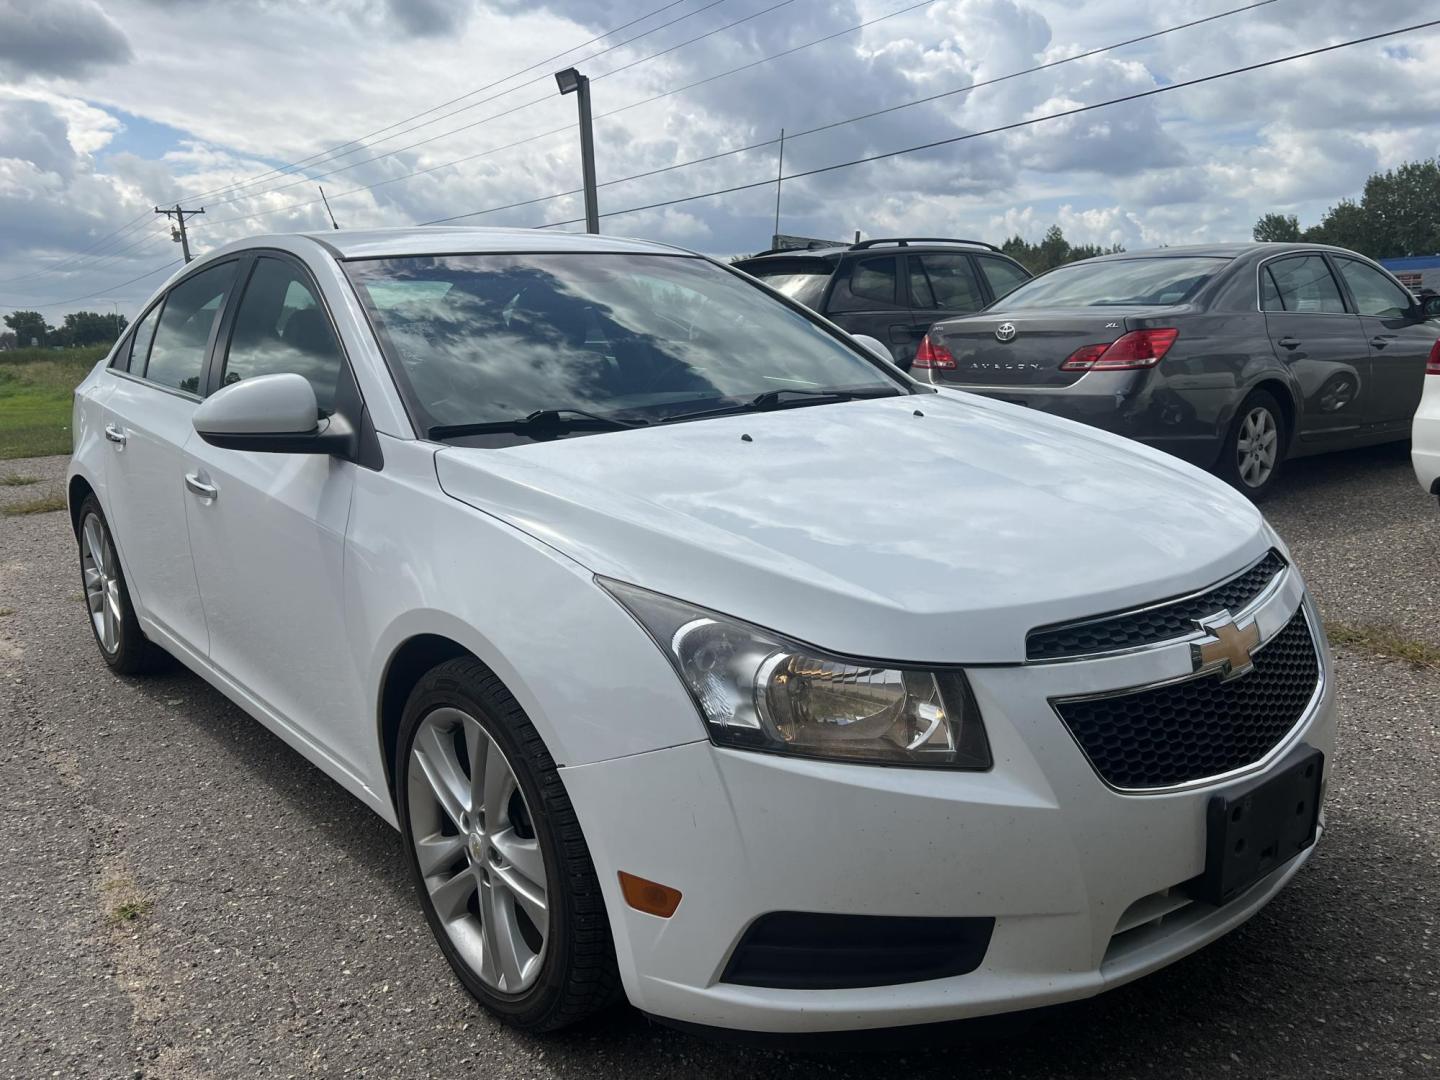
[116,302,161,373]
[1263,256,1346,314]
[344,253,902,442]
[1335,258,1412,318]
[224,258,345,412]
[976,256,1030,300]
[145,262,237,393]
[908,254,983,311]
[742,264,832,310]
[829,256,901,311]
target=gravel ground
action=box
[0,449,1436,1080]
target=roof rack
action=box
[850,237,1003,254]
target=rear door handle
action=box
[184,473,218,502]
[1370,334,1398,348]
[104,424,127,446]
[1276,336,1301,350]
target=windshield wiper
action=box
[659,386,904,424]
[428,408,645,441]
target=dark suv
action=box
[733,238,1031,368]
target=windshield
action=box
[997,256,1230,309]
[344,252,903,445]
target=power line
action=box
[191,0,937,232]
[187,0,747,207]
[423,0,1279,225]
[4,260,182,311]
[0,209,155,285]
[198,0,800,213]
[179,0,700,202]
[534,17,1440,229]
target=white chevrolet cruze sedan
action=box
[68,227,1334,1036]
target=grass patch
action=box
[101,874,154,925]
[0,474,40,486]
[1,491,67,516]
[0,347,107,460]
[1325,621,1440,671]
[0,608,13,617]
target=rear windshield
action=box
[737,263,832,309]
[343,253,902,443]
[997,257,1231,309]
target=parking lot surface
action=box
[1,446,1436,1079]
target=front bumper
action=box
[561,581,1335,1034]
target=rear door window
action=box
[144,262,238,394]
[975,255,1030,301]
[828,256,903,312]
[115,302,161,373]
[908,254,984,312]
[741,263,833,310]
[1262,255,1347,314]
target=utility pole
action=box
[772,129,785,249]
[155,204,204,262]
[554,67,600,234]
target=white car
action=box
[1413,340,1440,498]
[68,227,1334,1036]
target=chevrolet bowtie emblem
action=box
[1191,613,1261,681]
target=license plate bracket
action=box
[1186,745,1323,907]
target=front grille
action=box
[1026,550,1287,661]
[1052,608,1319,790]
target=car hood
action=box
[434,392,1269,664]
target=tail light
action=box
[913,333,956,370]
[1060,328,1180,372]
[1428,341,1440,375]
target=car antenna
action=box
[319,186,340,230]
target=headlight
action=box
[601,579,990,769]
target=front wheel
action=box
[1218,391,1287,500]
[396,657,619,1032]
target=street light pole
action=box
[555,67,600,234]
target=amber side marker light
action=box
[619,872,683,918]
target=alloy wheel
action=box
[1236,406,1278,489]
[407,706,549,994]
[81,512,122,655]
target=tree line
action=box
[1253,158,1440,259]
[1,309,129,351]
[999,225,1125,274]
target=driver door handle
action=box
[104,424,127,446]
[184,473,219,502]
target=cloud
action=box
[0,0,132,81]
[384,0,474,38]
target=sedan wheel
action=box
[81,511,123,656]
[407,706,549,994]
[397,657,619,1031]
[1236,405,1279,489]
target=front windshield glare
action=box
[997,256,1231,309]
[344,252,903,444]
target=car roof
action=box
[1078,242,1373,263]
[201,226,691,262]
[737,242,1012,263]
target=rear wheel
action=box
[1219,390,1286,500]
[75,495,167,674]
[396,657,620,1031]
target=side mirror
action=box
[850,333,895,364]
[1422,294,1440,321]
[193,373,354,456]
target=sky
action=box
[0,0,1437,322]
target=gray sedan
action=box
[916,242,1440,498]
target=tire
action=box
[1218,390,1287,501]
[74,495,169,675]
[396,657,620,1032]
